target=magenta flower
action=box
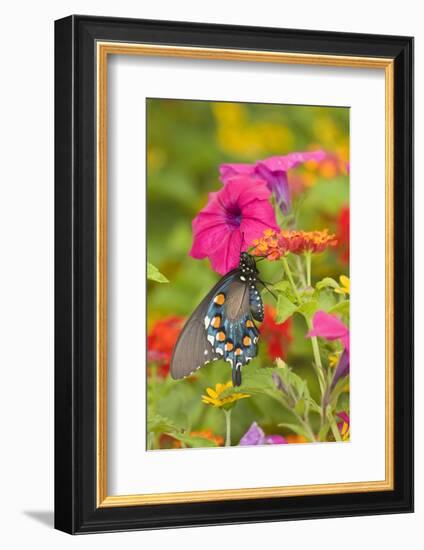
[336,411,350,440]
[220,150,326,214]
[239,422,287,446]
[190,176,279,274]
[306,310,349,352]
[306,310,350,387]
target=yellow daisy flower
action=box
[334,275,350,295]
[201,381,250,408]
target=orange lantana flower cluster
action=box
[251,228,337,260]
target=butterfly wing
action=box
[170,270,238,380]
[170,266,262,386]
[205,278,260,386]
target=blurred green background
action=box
[146,99,349,449]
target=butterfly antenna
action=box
[258,279,278,301]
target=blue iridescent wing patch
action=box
[204,277,262,386]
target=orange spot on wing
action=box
[214,293,226,305]
[243,336,252,346]
[246,319,254,328]
[235,348,242,356]
[216,331,226,342]
[211,316,221,328]
[225,342,234,352]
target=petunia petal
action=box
[219,175,271,208]
[255,163,291,213]
[190,217,230,259]
[219,163,256,183]
[240,201,280,243]
[331,349,350,389]
[256,150,326,173]
[209,229,243,274]
[271,171,291,214]
[307,310,349,342]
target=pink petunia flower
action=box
[190,175,279,274]
[220,150,326,214]
[306,310,349,352]
[306,310,350,387]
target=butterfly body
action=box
[171,252,263,386]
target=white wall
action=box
[0,1,420,548]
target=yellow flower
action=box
[328,352,340,368]
[201,381,250,408]
[335,275,350,295]
[340,421,350,441]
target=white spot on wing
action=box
[216,348,224,356]
[204,316,210,329]
[207,335,215,346]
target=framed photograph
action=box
[54,15,414,534]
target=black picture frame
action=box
[55,14,414,534]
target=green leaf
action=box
[328,300,350,317]
[273,280,297,302]
[148,414,182,434]
[272,280,291,293]
[318,423,330,442]
[294,399,306,417]
[277,368,305,400]
[147,262,169,283]
[276,293,297,323]
[329,375,350,409]
[296,300,318,321]
[316,289,337,312]
[316,277,340,290]
[221,367,278,397]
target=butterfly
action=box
[170,252,265,387]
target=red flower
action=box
[147,316,185,377]
[261,305,292,359]
[337,206,349,264]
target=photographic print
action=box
[146,98,350,450]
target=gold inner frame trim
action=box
[96,42,394,508]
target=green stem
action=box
[293,412,316,443]
[328,410,343,442]
[305,252,312,287]
[282,256,302,304]
[295,255,307,287]
[223,408,232,447]
[306,318,326,400]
